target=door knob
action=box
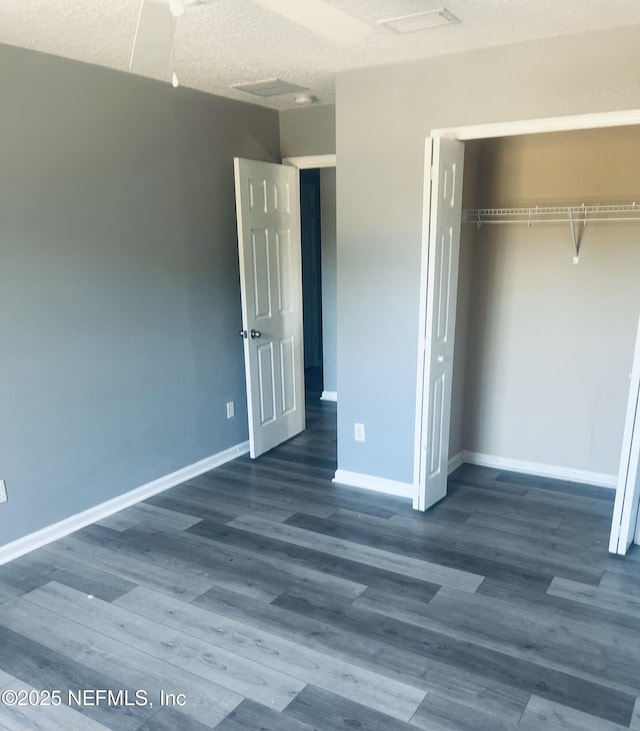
[250,329,262,339]
[239,330,248,339]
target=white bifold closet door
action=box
[415,137,465,511]
[609,314,640,554]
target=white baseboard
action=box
[448,451,465,475]
[320,391,337,402]
[462,450,616,489]
[333,469,413,499]
[0,440,250,567]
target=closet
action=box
[448,126,640,509]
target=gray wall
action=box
[279,105,336,158]
[320,168,337,394]
[0,44,280,546]
[335,24,640,484]
[461,128,640,476]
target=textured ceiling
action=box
[1,0,639,109]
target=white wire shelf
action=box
[462,203,640,263]
[463,203,640,226]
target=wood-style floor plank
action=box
[194,463,400,520]
[420,586,638,693]
[600,568,640,598]
[1,595,242,728]
[44,534,214,601]
[96,501,203,532]
[226,514,485,592]
[188,517,446,605]
[0,625,153,730]
[286,509,602,589]
[24,582,305,711]
[213,698,316,731]
[495,470,616,501]
[115,585,426,721]
[284,685,422,731]
[0,679,114,731]
[138,707,218,731]
[517,694,632,731]
[476,576,640,633]
[114,521,367,602]
[547,576,640,618]
[410,691,515,731]
[0,549,135,602]
[168,480,300,522]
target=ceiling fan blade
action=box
[130,0,174,74]
[255,0,371,45]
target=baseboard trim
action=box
[320,391,337,402]
[462,450,616,489]
[448,451,465,475]
[0,440,250,567]
[333,469,413,499]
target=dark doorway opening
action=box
[300,169,323,400]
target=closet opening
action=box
[414,111,640,555]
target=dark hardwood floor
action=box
[0,398,639,731]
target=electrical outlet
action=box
[0,480,7,504]
[354,423,365,442]
[226,401,235,419]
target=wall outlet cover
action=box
[226,401,235,419]
[354,423,365,442]
[0,480,7,504]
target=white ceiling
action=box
[1,0,639,109]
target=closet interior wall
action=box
[449,126,640,483]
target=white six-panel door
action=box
[234,158,305,458]
[415,138,465,511]
[609,314,640,554]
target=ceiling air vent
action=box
[378,7,459,33]
[232,78,309,97]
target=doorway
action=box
[413,109,640,555]
[300,168,324,398]
[234,154,336,460]
[284,155,337,405]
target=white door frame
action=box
[283,154,338,404]
[283,154,336,170]
[414,108,640,515]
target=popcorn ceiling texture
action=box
[1,0,639,108]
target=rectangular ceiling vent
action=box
[378,7,460,33]
[232,78,309,97]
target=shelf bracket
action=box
[568,209,585,264]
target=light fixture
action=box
[169,0,186,18]
[294,93,316,105]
